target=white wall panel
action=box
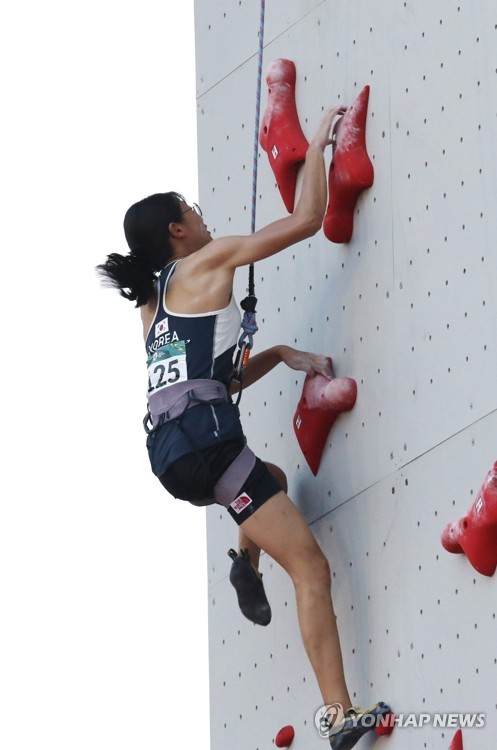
[195,1,497,748]
[194,1,259,96]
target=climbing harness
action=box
[144,378,229,433]
[144,379,257,507]
[232,0,265,400]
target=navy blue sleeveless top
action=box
[145,260,241,386]
[145,261,245,477]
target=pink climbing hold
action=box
[323,85,374,244]
[275,724,295,748]
[441,461,497,576]
[259,58,309,213]
[293,361,357,476]
[449,728,463,750]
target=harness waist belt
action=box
[148,379,229,427]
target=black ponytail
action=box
[96,191,184,307]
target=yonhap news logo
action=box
[314,704,345,738]
[387,713,485,729]
[314,704,485,739]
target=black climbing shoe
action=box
[328,702,392,750]
[228,548,271,626]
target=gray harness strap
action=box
[212,444,257,507]
[148,379,228,428]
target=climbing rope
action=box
[251,0,265,237]
[233,0,265,398]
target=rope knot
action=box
[239,310,258,349]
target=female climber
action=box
[97,106,390,749]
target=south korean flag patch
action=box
[230,493,253,515]
[155,317,169,338]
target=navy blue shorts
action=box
[158,437,282,524]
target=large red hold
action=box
[323,85,374,244]
[449,729,463,750]
[259,58,309,213]
[441,461,497,576]
[293,362,357,476]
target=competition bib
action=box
[147,340,188,394]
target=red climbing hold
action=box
[275,724,295,748]
[323,85,374,244]
[441,461,497,576]
[293,362,357,476]
[449,728,463,750]
[375,711,396,736]
[259,58,309,213]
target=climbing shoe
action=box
[228,548,271,626]
[328,702,392,749]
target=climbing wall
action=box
[194,2,497,748]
